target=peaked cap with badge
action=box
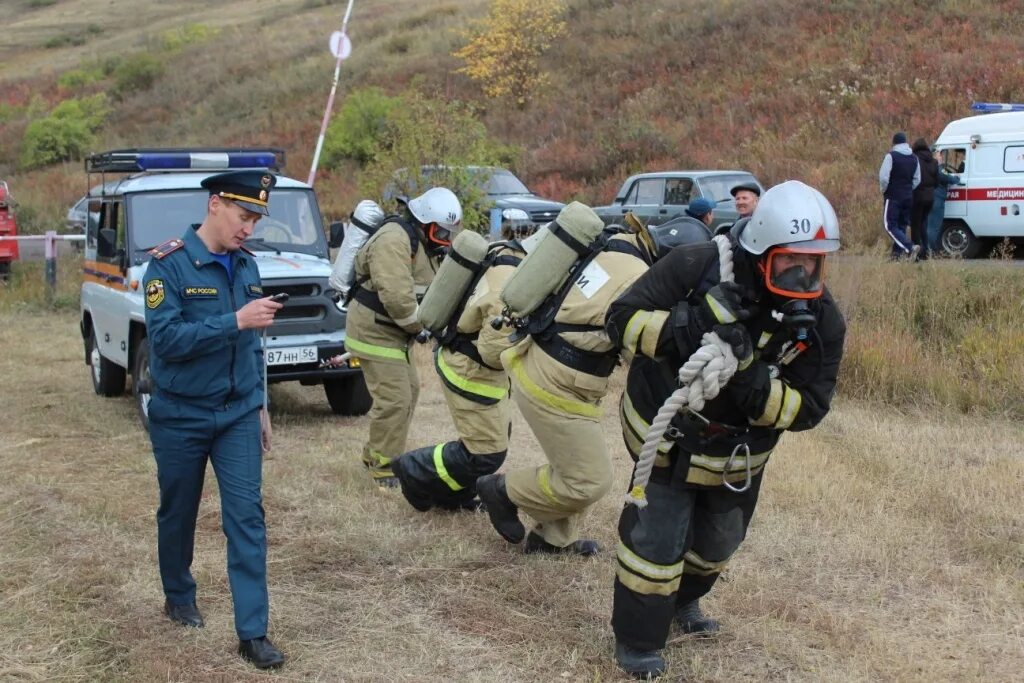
[201,170,277,216]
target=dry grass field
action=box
[1,308,1022,682]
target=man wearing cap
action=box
[730,182,761,220]
[344,187,462,487]
[683,197,716,228]
[879,131,921,260]
[143,169,286,669]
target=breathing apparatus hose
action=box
[625,235,740,508]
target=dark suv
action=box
[593,170,762,231]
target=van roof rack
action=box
[970,102,1024,113]
[85,148,285,174]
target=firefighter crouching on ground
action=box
[475,202,656,556]
[391,217,536,511]
[605,181,846,679]
[344,187,462,486]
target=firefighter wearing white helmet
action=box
[344,187,462,487]
[604,180,846,679]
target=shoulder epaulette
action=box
[149,239,185,260]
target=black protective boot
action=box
[391,455,433,512]
[675,599,720,635]
[238,636,286,669]
[475,474,525,543]
[164,600,204,628]
[614,641,666,679]
[523,531,600,557]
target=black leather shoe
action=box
[614,641,666,679]
[476,474,525,543]
[675,599,720,635]
[238,636,286,669]
[523,531,600,557]
[391,456,433,512]
[164,600,204,628]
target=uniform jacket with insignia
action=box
[143,226,265,412]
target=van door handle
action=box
[659,209,668,214]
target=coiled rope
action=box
[625,235,739,507]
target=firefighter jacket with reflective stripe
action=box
[345,220,439,362]
[606,241,846,480]
[500,233,649,418]
[437,244,523,404]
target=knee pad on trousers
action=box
[395,441,506,508]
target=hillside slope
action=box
[1,0,1021,247]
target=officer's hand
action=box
[714,323,753,370]
[260,407,273,453]
[237,297,284,330]
[697,282,757,330]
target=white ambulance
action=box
[934,108,1024,257]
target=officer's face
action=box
[733,190,758,217]
[210,196,261,251]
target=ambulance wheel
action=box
[133,337,152,432]
[324,374,372,416]
[940,222,984,259]
[89,327,126,397]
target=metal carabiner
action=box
[722,442,752,493]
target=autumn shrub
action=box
[20,95,110,169]
[111,54,164,100]
[322,87,402,167]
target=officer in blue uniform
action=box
[144,170,286,669]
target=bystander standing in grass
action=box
[879,131,921,261]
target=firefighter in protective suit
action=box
[391,220,536,511]
[344,187,462,486]
[475,202,659,556]
[605,181,846,679]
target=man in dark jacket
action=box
[879,131,921,260]
[926,150,962,256]
[910,137,938,259]
[605,181,846,679]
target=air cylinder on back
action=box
[417,229,490,334]
[500,201,606,317]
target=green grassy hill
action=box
[1,0,1020,247]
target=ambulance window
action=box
[946,148,967,174]
[1003,145,1024,172]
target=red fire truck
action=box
[0,180,19,279]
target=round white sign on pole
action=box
[329,31,352,60]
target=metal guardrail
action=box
[0,231,86,288]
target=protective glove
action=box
[714,323,753,370]
[698,281,757,330]
[727,361,773,419]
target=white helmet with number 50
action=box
[739,180,840,255]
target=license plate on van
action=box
[266,346,317,366]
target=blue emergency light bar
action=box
[86,148,285,174]
[970,102,1024,113]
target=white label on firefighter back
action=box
[575,261,610,299]
[266,346,318,365]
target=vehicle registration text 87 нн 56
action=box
[266,346,317,365]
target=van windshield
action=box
[127,188,327,260]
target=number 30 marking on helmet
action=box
[790,218,812,234]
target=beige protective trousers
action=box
[359,354,420,472]
[504,385,613,547]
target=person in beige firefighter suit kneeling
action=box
[475,202,665,555]
[344,187,462,487]
[390,216,537,511]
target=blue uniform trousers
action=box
[883,197,914,258]
[149,393,268,640]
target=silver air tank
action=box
[417,229,490,334]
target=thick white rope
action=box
[625,235,737,507]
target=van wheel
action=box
[89,328,126,396]
[940,222,984,258]
[133,337,152,432]
[324,374,372,416]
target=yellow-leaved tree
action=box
[453,0,567,108]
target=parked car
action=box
[593,170,763,232]
[385,166,565,233]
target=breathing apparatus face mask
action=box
[425,222,456,256]
[763,248,826,338]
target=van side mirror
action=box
[98,228,117,258]
[328,221,345,249]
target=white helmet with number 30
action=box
[739,180,840,299]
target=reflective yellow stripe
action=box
[620,394,671,454]
[689,451,771,473]
[623,311,653,356]
[616,564,681,596]
[685,462,767,486]
[682,550,729,576]
[345,336,408,362]
[506,352,601,418]
[750,379,784,426]
[641,310,669,358]
[775,385,802,429]
[368,450,392,466]
[437,351,507,400]
[705,293,736,323]
[757,330,773,349]
[537,465,558,504]
[617,542,685,581]
[621,426,672,468]
[432,443,463,492]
